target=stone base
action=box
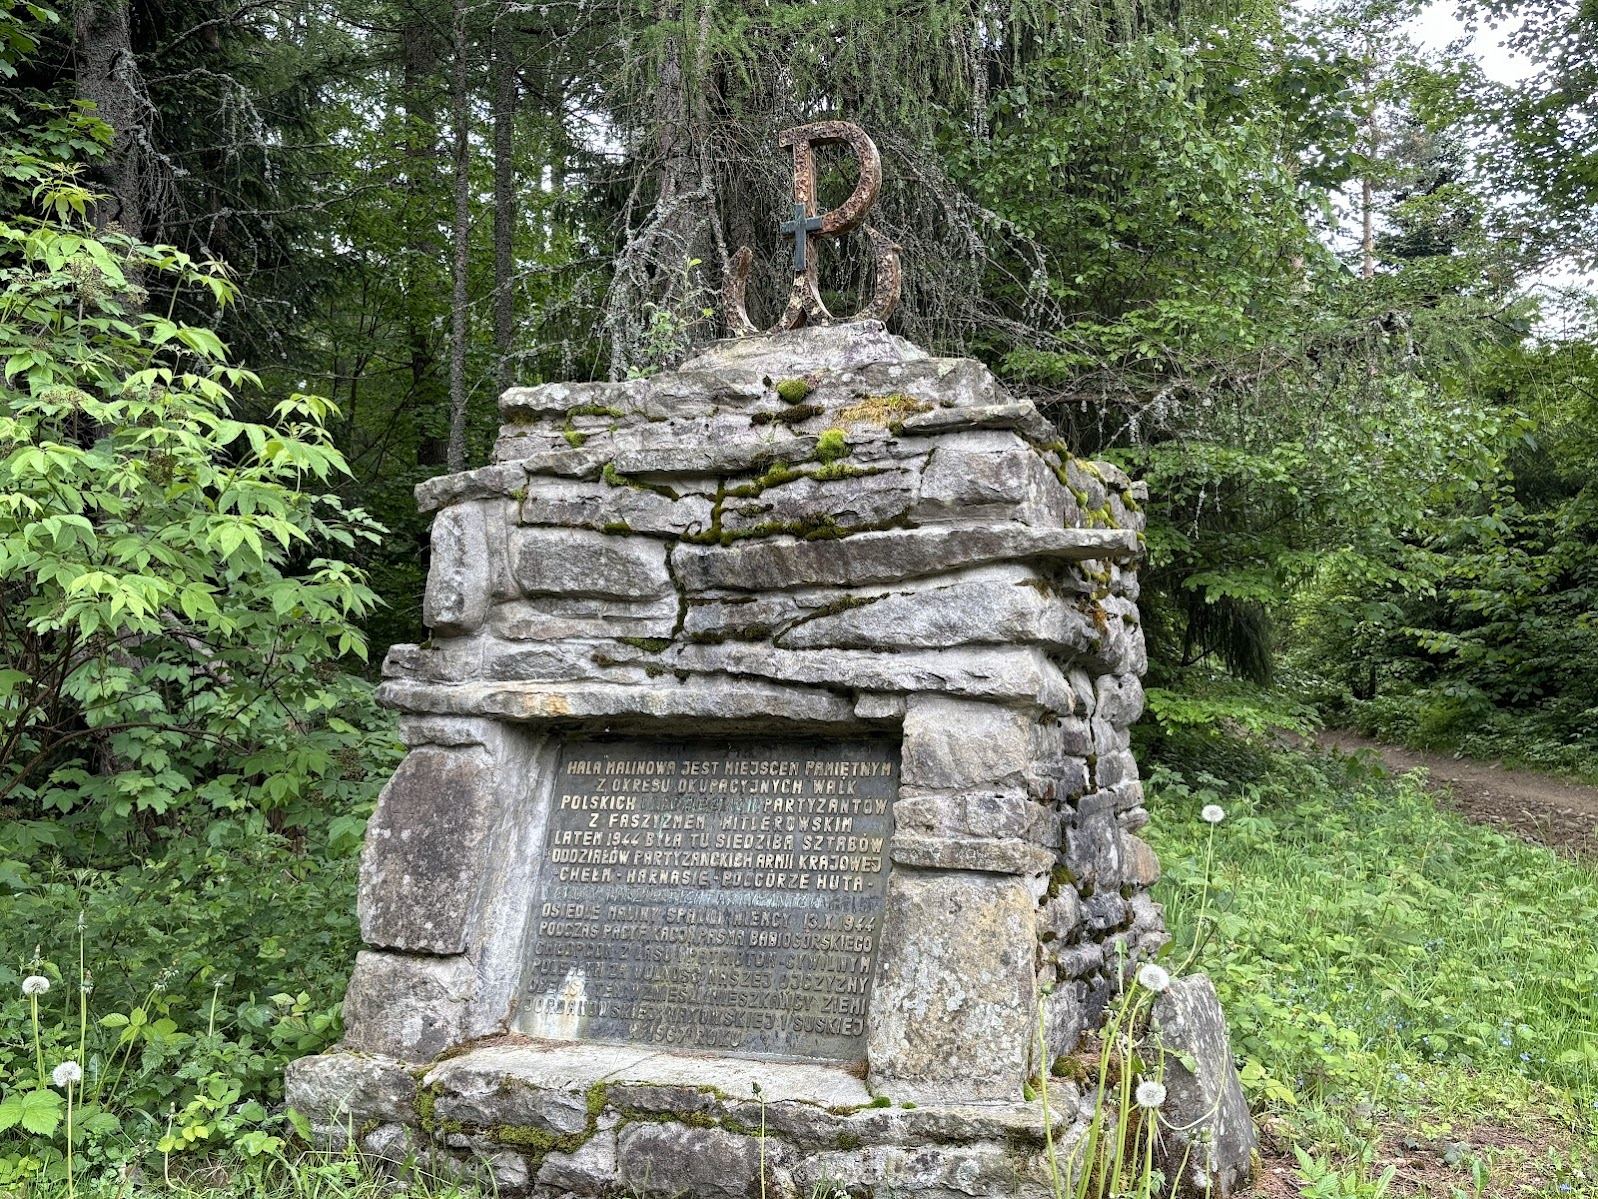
[287,1041,1093,1198]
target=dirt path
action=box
[1317,730,1598,856]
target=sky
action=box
[1401,2,1594,324]
[1403,2,1527,83]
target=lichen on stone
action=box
[838,392,932,427]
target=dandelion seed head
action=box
[1136,964,1172,993]
[1135,1079,1166,1109]
[1200,804,1226,824]
[52,1061,82,1087]
[22,975,50,996]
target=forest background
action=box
[3,0,1598,1193]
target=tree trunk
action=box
[74,1,146,241]
[492,21,518,396]
[402,17,447,467]
[447,0,472,474]
[1361,175,1375,280]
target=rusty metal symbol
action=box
[723,121,902,337]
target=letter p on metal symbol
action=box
[722,121,902,337]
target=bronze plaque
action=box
[519,738,896,1062]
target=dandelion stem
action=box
[1179,821,1217,976]
[65,1080,75,1199]
[30,994,43,1087]
[78,917,88,1073]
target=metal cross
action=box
[778,201,826,272]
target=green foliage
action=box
[0,161,398,843]
[0,834,364,1187]
[1294,313,1598,776]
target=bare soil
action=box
[1317,731,1598,858]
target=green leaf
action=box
[18,1088,63,1136]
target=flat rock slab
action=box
[425,1042,872,1108]
[672,526,1139,592]
[376,677,862,729]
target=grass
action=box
[1147,738,1598,1197]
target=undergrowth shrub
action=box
[0,825,375,1189]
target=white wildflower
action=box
[1136,964,1172,993]
[1134,1079,1166,1109]
[52,1061,82,1088]
[22,975,50,996]
[1200,804,1226,824]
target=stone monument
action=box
[287,123,1253,1198]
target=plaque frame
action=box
[515,735,898,1066]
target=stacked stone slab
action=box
[288,322,1235,1197]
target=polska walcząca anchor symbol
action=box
[723,121,903,337]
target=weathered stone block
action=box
[396,715,494,748]
[284,1053,418,1126]
[1038,890,1082,942]
[900,401,1055,442]
[536,1128,618,1196]
[719,468,917,537]
[424,503,493,635]
[1092,717,1131,755]
[792,1142,1059,1199]
[341,950,476,1060]
[359,747,495,954]
[416,462,528,513]
[490,594,679,642]
[1062,809,1122,893]
[610,438,816,478]
[1151,975,1257,1196]
[377,676,860,727]
[1122,835,1161,888]
[509,527,672,599]
[901,695,1032,791]
[1038,984,1088,1067]
[666,643,1076,712]
[519,480,715,536]
[894,792,1055,847]
[867,871,1038,1102]
[433,1074,590,1135]
[383,638,484,684]
[775,568,1100,654]
[678,320,928,377]
[1094,673,1144,727]
[616,1123,762,1199]
[1081,892,1125,931]
[890,833,1054,875]
[914,439,1065,526]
